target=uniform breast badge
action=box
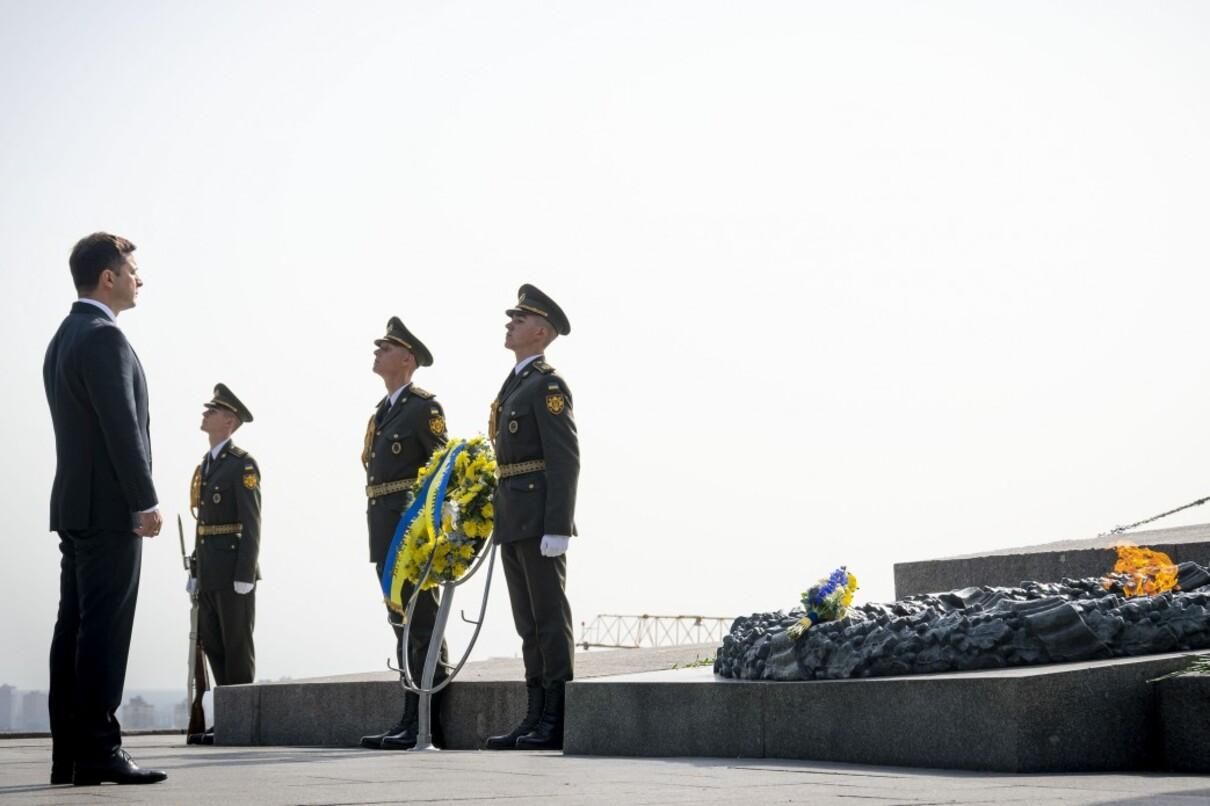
[546,394,566,415]
[213,492,222,504]
[392,441,403,455]
[508,420,519,433]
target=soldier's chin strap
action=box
[1100,495,1210,537]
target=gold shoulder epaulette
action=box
[411,386,435,399]
[229,445,248,458]
[534,361,555,374]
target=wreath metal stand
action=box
[388,537,498,752]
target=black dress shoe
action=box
[50,765,73,785]
[380,726,417,750]
[73,749,167,786]
[187,725,216,745]
[359,725,404,749]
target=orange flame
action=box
[1104,544,1179,598]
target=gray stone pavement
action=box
[1,735,1208,805]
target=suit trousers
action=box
[197,589,256,686]
[49,530,142,764]
[500,538,574,686]
[374,563,449,692]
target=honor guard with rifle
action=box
[485,285,580,751]
[186,383,262,743]
[359,317,451,750]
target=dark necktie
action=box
[375,398,391,428]
[202,453,213,478]
[498,371,520,403]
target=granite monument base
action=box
[565,651,1204,772]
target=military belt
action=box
[366,477,417,498]
[498,460,547,479]
[197,523,243,538]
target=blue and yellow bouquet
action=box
[787,566,859,639]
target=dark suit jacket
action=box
[364,385,447,565]
[43,301,157,532]
[192,442,262,592]
[491,358,579,544]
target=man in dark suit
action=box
[485,284,580,751]
[186,383,262,744]
[43,232,167,786]
[358,317,450,750]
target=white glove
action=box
[540,535,571,558]
[185,577,198,595]
[233,581,255,595]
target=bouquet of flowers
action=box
[381,436,498,611]
[787,566,859,639]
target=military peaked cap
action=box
[206,383,254,423]
[506,283,570,336]
[374,316,434,367]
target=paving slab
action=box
[2,734,1209,805]
[893,522,1210,597]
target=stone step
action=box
[894,522,1210,598]
[563,650,1205,773]
[216,638,1206,772]
[213,643,717,748]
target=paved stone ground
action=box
[1,735,1207,805]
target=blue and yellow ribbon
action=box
[379,440,469,611]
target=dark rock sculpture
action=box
[715,561,1210,681]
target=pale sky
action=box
[2,1,1209,691]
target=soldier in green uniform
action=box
[186,384,261,744]
[485,284,580,751]
[359,317,451,750]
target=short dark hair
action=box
[69,232,136,293]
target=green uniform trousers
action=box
[198,589,255,686]
[500,538,574,685]
[375,563,449,686]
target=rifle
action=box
[180,514,210,741]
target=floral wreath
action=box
[787,566,859,639]
[380,435,498,610]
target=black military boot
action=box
[484,683,544,750]
[515,681,565,751]
[359,698,410,749]
[381,692,420,750]
[428,688,446,749]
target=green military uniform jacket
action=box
[191,442,262,594]
[364,385,447,565]
[491,358,579,544]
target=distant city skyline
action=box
[0,685,212,733]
